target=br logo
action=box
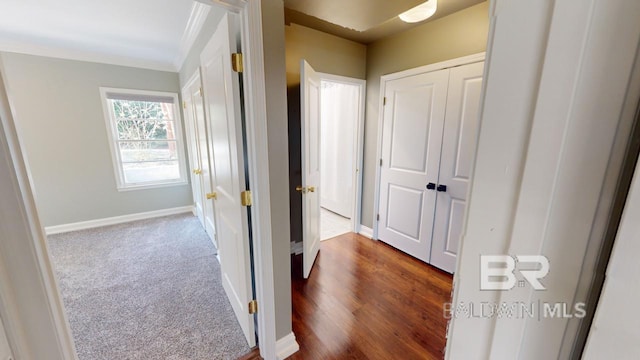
[480,255,550,291]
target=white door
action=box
[182,82,205,227]
[193,82,217,246]
[430,62,484,273]
[378,69,450,262]
[182,75,217,246]
[300,60,321,278]
[200,14,255,347]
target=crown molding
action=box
[0,39,176,72]
[174,2,211,71]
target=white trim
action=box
[239,1,281,358]
[317,72,366,234]
[98,87,189,191]
[381,53,485,83]
[0,43,176,72]
[275,332,300,360]
[174,3,211,70]
[372,52,486,240]
[290,241,303,255]
[358,225,373,239]
[44,206,194,235]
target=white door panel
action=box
[301,60,321,278]
[182,83,205,227]
[431,62,484,273]
[183,74,217,246]
[378,70,450,262]
[194,86,217,246]
[200,13,254,347]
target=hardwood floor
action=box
[288,232,453,359]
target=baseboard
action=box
[290,241,303,255]
[359,225,373,239]
[276,332,299,359]
[44,206,194,235]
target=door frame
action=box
[316,72,366,234]
[0,0,283,359]
[372,52,485,240]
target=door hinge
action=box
[383,97,387,106]
[232,53,244,73]
[380,158,383,166]
[199,86,203,95]
[240,190,252,206]
[377,214,380,221]
[183,101,186,109]
[248,299,258,314]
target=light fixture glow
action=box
[399,0,438,23]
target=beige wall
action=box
[1,53,192,227]
[285,23,367,87]
[361,1,490,227]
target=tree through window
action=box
[100,88,187,190]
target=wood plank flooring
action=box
[288,232,453,359]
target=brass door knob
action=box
[295,185,307,194]
[206,192,217,200]
[193,169,202,175]
[307,186,316,193]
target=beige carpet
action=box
[48,214,250,360]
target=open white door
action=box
[300,60,321,279]
[200,14,255,347]
[430,62,484,273]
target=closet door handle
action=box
[437,184,447,192]
[426,183,436,190]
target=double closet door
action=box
[378,61,484,273]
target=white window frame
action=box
[99,87,188,191]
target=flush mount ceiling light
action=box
[399,0,438,23]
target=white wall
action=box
[447,0,640,358]
[320,81,358,217]
[583,156,640,358]
[1,53,192,227]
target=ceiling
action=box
[0,0,211,71]
[284,0,486,44]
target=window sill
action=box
[116,180,189,192]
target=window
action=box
[100,88,187,190]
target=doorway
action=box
[317,73,365,241]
